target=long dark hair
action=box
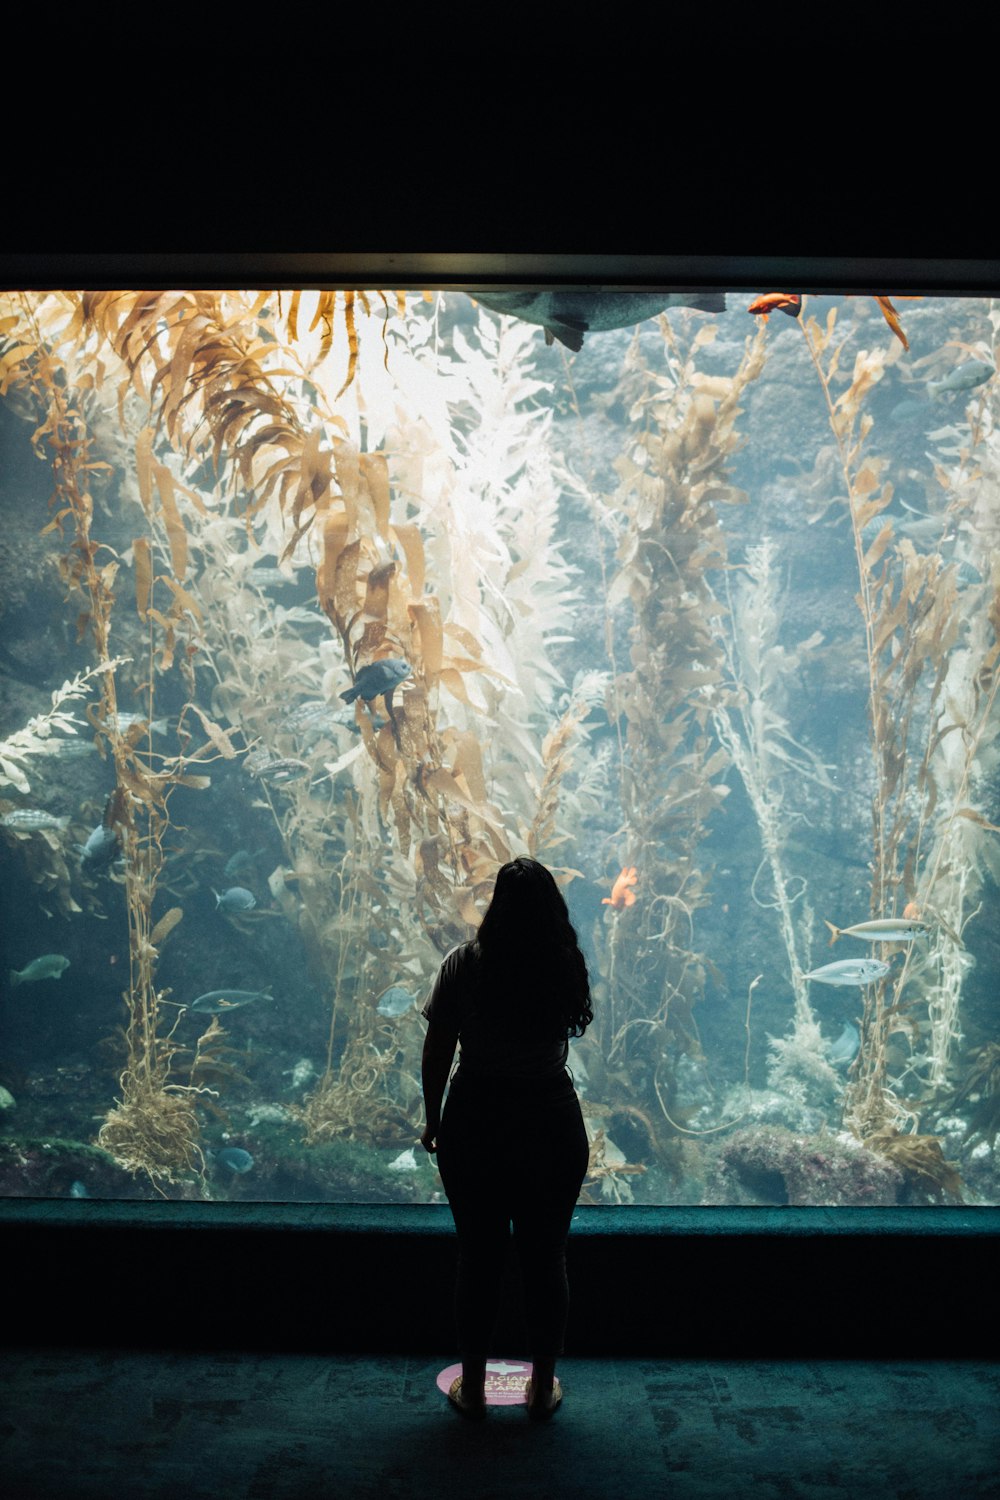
[473,857,593,1038]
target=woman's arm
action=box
[420,1019,458,1153]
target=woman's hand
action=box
[420,1125,438,1154]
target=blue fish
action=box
[215,1147,254,1174]
[376,986,415,1018]
[340,658,412,704]
[189,988,272,1014]
[827,1023,860,1067]
[224,849,254,878]
[80,823,119,871]
[473,291,727,352]
[214,887,257,913]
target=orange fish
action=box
[748,292,802,323]
[871,295,923,351]
[602,866,638,909]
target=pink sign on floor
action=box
[436,1359,532,1406]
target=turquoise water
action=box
[0,287,996,1205]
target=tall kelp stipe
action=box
[0,294,226,1186]
[597,319,767,1164]
[710,538,841,1108]
[799,302,1000,1185]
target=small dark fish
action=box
[80,823,119,871]
[215,1147,254,1173]
[214,886,257,913]
[340,658,412,704]
[247,756,311,784]
[473,291,726,352]
[1,809,71,832]
[189,988,272,1014]
[802,959,891,987]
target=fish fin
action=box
[546,324,585,352]
[824,920,841,946]
[600,897,612,905]
[776,296,802,318]
[339,686,358,703]
[622,890,637,907]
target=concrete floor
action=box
[2,1349,997,1499]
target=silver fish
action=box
[10,954,71,985]
[1,809,71,832]
[214,886,257,912]
[283,700,331,733]
[802,959,891,987]
[188,988,272,1014]
[824,918,930,945]
[245,755,310,783]
[248,566,296,587]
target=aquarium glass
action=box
[1,287,997,1206]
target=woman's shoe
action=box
[447,1376,487,1420]
[524,1376,563,1420]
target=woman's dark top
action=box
[422,941,570,1084]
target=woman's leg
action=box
[511,1089,589,1396]
[436,1086,511,1399]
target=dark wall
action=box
[6,1203,995,1357]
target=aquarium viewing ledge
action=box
[3,1201,995,1358]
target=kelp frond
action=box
[0,659,124,793]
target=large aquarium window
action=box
[0,282,997,1207]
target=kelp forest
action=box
[0,287,998,1206]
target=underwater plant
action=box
[709,537,841,1108]
[596,318,767,1138]
[0,297,228,1182]
[797,302,1000,1144]
[16,291,587,1157]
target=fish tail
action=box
[9,970,21,986]
[339,686,359,704]
[824,920,841,946]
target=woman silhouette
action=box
[420,857,593,1419]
